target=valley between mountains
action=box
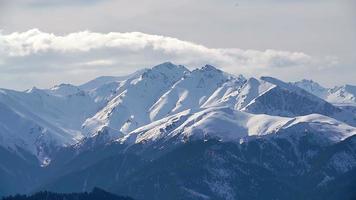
[1,62,356,200]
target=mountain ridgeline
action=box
[0,62,356,200]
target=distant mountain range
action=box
[294,79,356,106]
[0,62,355,200]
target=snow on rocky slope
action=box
[148,65,243,121]
[245,77,340,117]
[327,84,356,105]
[82,62,189,138]
[294,79,328,99]
[120,106,356,146]
[0,84,103,163]
[0,67,152,162]
[78,69,147,91]
[0,62,355,163]
[0,88,82,164]
[53,64,356,142]
[294,79,356,106]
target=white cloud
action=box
[79,59,115,66]
[0,29,338,90]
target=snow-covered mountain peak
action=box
[293,79,328,98]
[140,62,189,83]
[191,64,226,79]
[246,77,260,86]
[178,64,237,90]
[151,61,187,71]
[47,83,83,97]
[79,69,148,91]
[25,86,50,97]
[260,76,294,90]
[1,62,356,166]
[293,80,356,106]
[82,63,189,137]
[2,62,356,198]
[331,84,356,94]
[327,84,356,105]
[201,64,222,72]
[260,76,333,101]
[147,64,235,121]
[242,76,346,121]
[296,79,325,88]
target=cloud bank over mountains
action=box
[0,29,339,90]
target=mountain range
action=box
[0,62,355,200]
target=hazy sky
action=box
[0,0,355,90]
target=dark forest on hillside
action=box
[1,188,134,200]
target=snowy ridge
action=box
[0,89,80,164]
[82,62,189,138]
[78,68,147,91]
[83,65,356,145]
[294,80,356,106]
[46,83,82,97]
[149,65,237,121]
[293,79,328,99]
[120,107,356,146]
[245,77,341,117]
[0,62,356,163]
[327,84,356,105]
[120,107,287,144]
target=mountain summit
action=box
[0,62,355,200]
